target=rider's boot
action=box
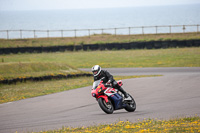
[118,86,129,98]
[112,81,129,99]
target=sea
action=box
[0,4,200,39]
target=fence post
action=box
[142,27,144,34]
[197,24,199,33]
[128,27,131,35]
[33,30,36,38]
[74,29,76,38]
[61,30,63,38]
[7,30,9,39]
[155,26,158,34]
[114,28,117,36]
[169,26,171,34]
[183,25,185,33]
[20,30,22,39]
[47,30,49,38]
[88,29,90,38]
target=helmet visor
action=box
[93,70,98,75]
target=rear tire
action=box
[124,94,136,112]
[98,98,114,114]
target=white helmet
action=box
[91,65,101,77]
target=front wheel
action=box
[124,94,136,112]
[98,98,114,114]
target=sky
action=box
[0,0,200,11]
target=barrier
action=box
[0,39,200,54]
[0,73,92,85]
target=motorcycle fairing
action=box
[117,80,123,86]
[110,93,124,110]
[97,95,109,103]
[104,87,117,96]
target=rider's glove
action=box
[107,80,112,86]
[112,81,118,87]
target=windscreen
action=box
[92,80,101,90]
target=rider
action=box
[92,65,129,98]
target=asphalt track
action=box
[0,67,200,133]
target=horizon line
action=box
[0,3,200,12]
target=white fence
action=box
[0,24,199,39]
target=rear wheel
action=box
[98,98,114,114]
[124,94,136,112]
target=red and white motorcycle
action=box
[91,79,136,114]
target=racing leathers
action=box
[93,70,129,98]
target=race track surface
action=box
[0,67,200,133]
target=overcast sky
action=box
[0,0,200,11]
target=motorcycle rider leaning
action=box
[92,65,129,98]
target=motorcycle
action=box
[91,78,136,114]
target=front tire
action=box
[98,98,114,114]
[124,94,136,112]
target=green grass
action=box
[0,62,79,80]
[0,47,199,103]
[1,48,200,68]
[0,32,200,48]
[33,116,200,133]
[0,75,160,104]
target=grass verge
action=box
[33,116,200,133]
[1,48,200,68]
[0,62,79,80]
[0,75,160,104]
[0,32,200,48]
